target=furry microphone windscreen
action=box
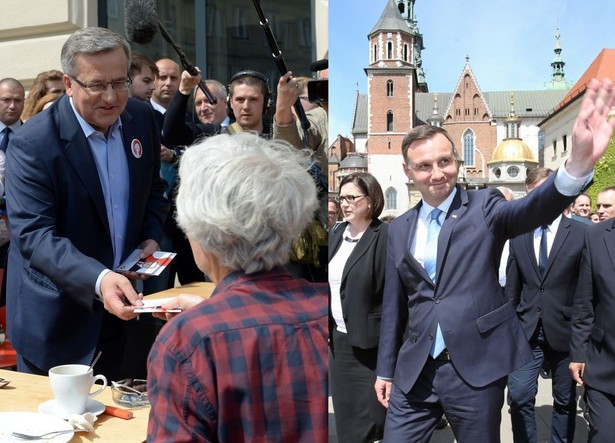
[125,0,159,44]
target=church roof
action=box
[339,152,368,169]
[489,139,538,164]
[369,0,410,37]
[351,93,369,135]
[483,90,567,118]
[413,90,567,122]
[552,48,615,113]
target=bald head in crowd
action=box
[596,187,615,222]
[0,78,25,126]
[572,193,591,219]
[152,58,180,109]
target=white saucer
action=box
[38,398,105,419]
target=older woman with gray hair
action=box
[146,132,328,442]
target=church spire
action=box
[503,92,521,139]
[544,27,573,90]
[427,94,444,127]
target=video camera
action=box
[307,59,328,104]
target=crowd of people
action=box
[0,25,329,442]
[2,22,615,443]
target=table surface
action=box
[0,369,149,442]
[143,281,215,300]
[0,282,215,442]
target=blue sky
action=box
[329,0,615,139]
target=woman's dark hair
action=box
[339,172,385,220]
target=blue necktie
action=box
[424,208,442,281]
[538,225,548,275]
[425,208,446,358]
[0,127,12,153]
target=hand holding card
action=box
[116,250,177,276]
[133,297,182,313]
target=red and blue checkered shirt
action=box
[146,267,328,442]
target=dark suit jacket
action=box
[570,218,615,396]
[162,92,220,148]
[378,175,576,392]
[5,95,168,370]
[506,216,586,352]
[329,219,388,349]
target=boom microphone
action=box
[124,0,217,104]
[125,0,158,44]
[309,59,328,72]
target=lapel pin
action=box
[131,139,143,159]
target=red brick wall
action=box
[368,72,413,156]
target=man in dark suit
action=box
[570,216,615,442]
[375,78,615,442]
[506,167,586,443]
[595,186,615,222]
[5,27,168,380]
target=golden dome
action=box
[488,139,537,164]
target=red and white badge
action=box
[131,139,143,158]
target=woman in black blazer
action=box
[329,172,388,443]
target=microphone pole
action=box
[157,20,218,105]
[250,0,328,197]
[250,0,310,134]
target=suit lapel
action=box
[604,220,615,271]
[523,229,541,279]
[342,221,382,281]
[120,108,140,228]
[543,217,571,279]
[58,97,111,241]
[403,204,429,281]
[436,186,467,286]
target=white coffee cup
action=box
[48,364,107,415]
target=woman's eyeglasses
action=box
[335,194,365,204]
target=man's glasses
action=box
[335,194,365,204]
[71,76,132,93]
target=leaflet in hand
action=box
[133,297,182,313]
[116,249,176,276]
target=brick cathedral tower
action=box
[365,0,426,213]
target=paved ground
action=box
[329,377,588,442]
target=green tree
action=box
[587,134,615,210]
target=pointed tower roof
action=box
[552,48,615,113]
[369,0,410,37]
[427,93,444,127]
[544,28,573,90]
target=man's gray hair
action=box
[61,27,131,78]
[176,132,318,274]
[203,79,227,101]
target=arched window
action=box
[387,41,393,59]
[387,111,394,132]
[385,187,398,210]
[386,80,393,97]
[373,44,377,62]
[463,129,475,167]
[403,44,409,62]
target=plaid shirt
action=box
[146,267,328,443]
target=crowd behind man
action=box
[506,167,586,442]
